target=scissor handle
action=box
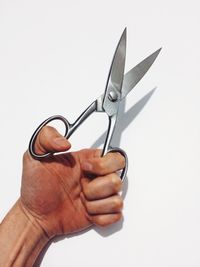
[106,147,128,182]
[29,101,97,159]
[29,115,127,182]
[29,115,71,159]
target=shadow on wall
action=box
[33,88,156,267]
[93,88,156,237]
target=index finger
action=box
[81,152,125,176]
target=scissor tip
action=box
[151,47,162,59]
[118,28,127,46]
[157,47,162,53]
[121,27,127,37]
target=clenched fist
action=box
[21,126,125,238]
[0,125,125,267]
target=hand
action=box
[20,126,125,238]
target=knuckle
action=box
[82,184,91,199]
[110,174,122,192]
[94,213,123,227]
[115,212,123,222]
[118,153,126,168]
[113,196,123,210]
[40,125,54,138]
[94,149,102,157]
[95,217,107,227]
[96,160,105,174]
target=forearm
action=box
[0,199,49,267]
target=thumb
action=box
[34,126,71,155]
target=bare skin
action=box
[0,126,125,266]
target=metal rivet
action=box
[108,90,118,102]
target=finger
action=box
[81,152,125,176]
[35,126,71,155]
[82,195,123,215]
[81,173,122,200]
[91,213,123,227]
[76,148,102,162]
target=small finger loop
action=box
[107,147,128,182]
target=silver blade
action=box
[121,48,162,99]
[102,28,126,116]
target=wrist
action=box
[0,199,49,267]
[18,198,50,240]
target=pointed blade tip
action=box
[155,47,162,55]
[148,47,162,62]
[121,27,127,42]
[121,46,162,99]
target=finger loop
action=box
[28,115,70,160]
[107,147,128,182]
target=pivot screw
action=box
[108,90,118,102]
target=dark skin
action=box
[0,126,125,266]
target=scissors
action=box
[29,28,161,182]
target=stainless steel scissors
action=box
[29,28,161,181]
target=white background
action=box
[0,0,200,266]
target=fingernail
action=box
[82,162,93,171]
[53,137,68,147]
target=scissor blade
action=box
[121,48,161,99]
[102,28,126,116]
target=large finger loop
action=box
[28,115,70,159]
